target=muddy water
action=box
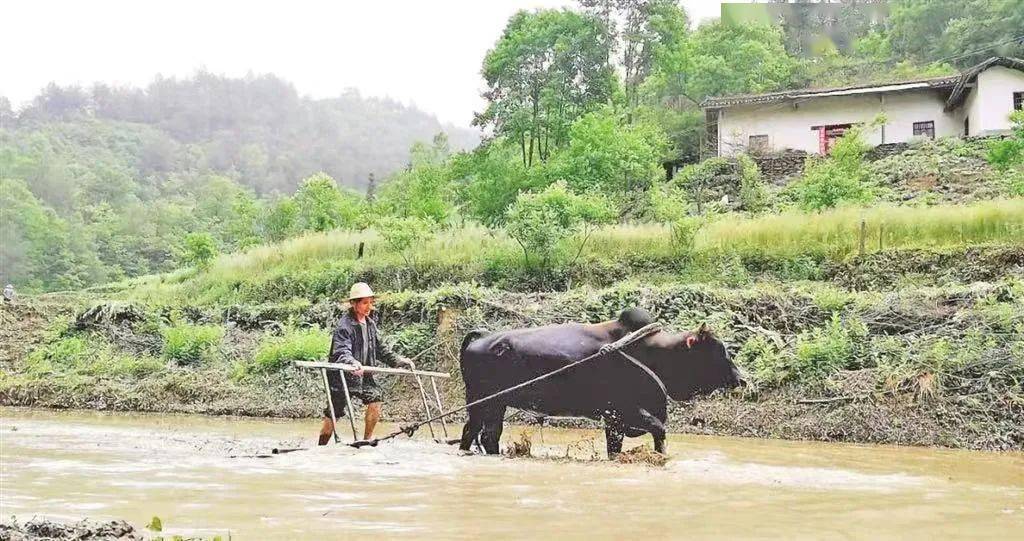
[1,408,1022,540]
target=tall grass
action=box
[126,199,1024,304]
[700,199,1024,257]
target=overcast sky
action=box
[1,0,723,127]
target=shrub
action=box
[505,181,615,269]
[734,334,791,387]
[180,232,218,270]
[250,328,330,374]
[674,157,733,213]
[161,324,224,366]
[736,154,769,212]
[24,336,93,376]
[646,181,689,222]
[987,110,1024,170]
[375,216,434,267]
[669,216,704,254]
[293,173,365,232]
[792,314,867,380]
[24,334,164,379]
[788,126,877,211]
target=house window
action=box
[913,121,935,139]
[1015,91,1023,111]
[748,134,769,153]
[964,117,970,137]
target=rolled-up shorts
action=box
[323,371,384,419]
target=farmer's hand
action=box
[348,361,364,376]
[397,357,416,370]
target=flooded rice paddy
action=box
[1,407,1022,539]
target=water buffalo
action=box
[458,309,743,458]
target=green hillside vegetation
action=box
[115,198,1023,305]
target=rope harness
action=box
[355,322,664,448]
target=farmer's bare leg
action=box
[364,402,382,440]
[319,416,335,446]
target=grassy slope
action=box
[115,199,1024,305]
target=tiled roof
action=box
[701,57,1023,110]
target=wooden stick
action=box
[795,395,864,404]
[295,361,450,379]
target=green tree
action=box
[227,192,262,250]
[505,181,615,269]
[374,216,434,267]
[376,162,454,223]
[641,20,796,160]
[452,141,538,226]
[476,9,615,167]
[179,232,218,269]
[736,154,769,212]
[293,173,364,232]
[652,21,797,103]
[580,0,690,120]
[544,108,669,197]
[889,0,1024,68]
[262,197,299,242]
[0,178,107,289]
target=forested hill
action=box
[0,72,478,291]
[1,72,479,195]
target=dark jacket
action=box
[328,310,400,386]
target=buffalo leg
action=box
[459,408,485,452]
[637,408,667,454]
[479,405,506,455]
[602,410,625,458]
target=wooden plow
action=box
[294,361,452,447]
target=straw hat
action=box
[347,282,375,301]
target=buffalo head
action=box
[638,322,743,401]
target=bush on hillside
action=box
[987,111,1024,197]
[293,173,366,232]
[179,232,219,270]
[787,126,877,211]
[736,154,770,212]
[792,314,869,381]
[375,216,434,267]
[248,328,329,375]
[25,333,164,379]
[161,324,224,366]
[505,181,615,269]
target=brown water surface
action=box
[1,407,1022,539]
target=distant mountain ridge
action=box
[1,70,479,194]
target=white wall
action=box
[716,88,962,156]
[971,66,1024,135]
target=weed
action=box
[246,327,329,376]
[161,324,224,366]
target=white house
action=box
[702,57,1024,157]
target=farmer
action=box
[319,282,415,445]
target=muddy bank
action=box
[0,518,139,541]
[3,276,1021,452]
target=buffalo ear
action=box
[696,322,711,337]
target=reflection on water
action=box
[1,407,1022,540]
